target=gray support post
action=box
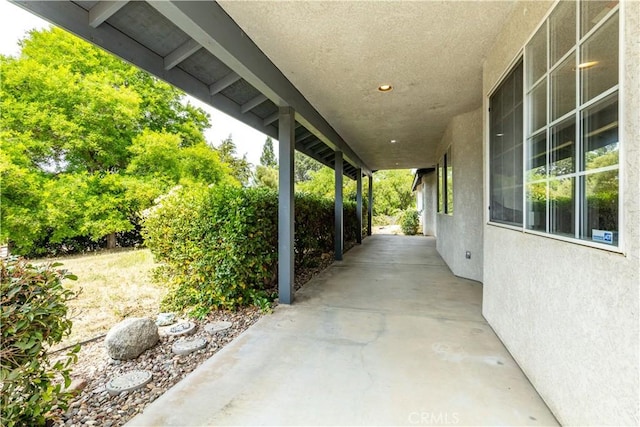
[278,106,295,304]
[334,151,344,260]
[367,175,373,236]
[356,169,363,244]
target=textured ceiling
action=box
[220,0,517,170]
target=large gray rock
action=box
[105,318,159,360]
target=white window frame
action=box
[485,0,624,254]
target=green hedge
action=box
[1,258,79,427]
[142,184,362,316]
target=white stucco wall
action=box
[482,1,640,425]
[419,172,437,236]
[435,108,484,282]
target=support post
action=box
[356,169,363,244]
[367,175,373,236]
[278,107,295,304]
[334,151,344,260]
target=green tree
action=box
[371,170,414,216]
[0,28,229,255]
[259,137,277,168]
[295,151,322,183]
[296,166,358,200]
[254,165,279,189]
[215,135,252,186]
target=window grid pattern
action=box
[524,1,619,246]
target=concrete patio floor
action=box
[128,235,558,426]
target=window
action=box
[437,149,453,215]
[489,61,523,226]
[437,160,444,213]
[523,0,619,246]
[446,147,453,215]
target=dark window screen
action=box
[490,61,524,225]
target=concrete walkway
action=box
[128,235,558,426]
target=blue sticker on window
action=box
[592,229,613,244]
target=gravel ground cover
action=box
[49,247,345,426]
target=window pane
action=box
[527,132,547,177]
[550,53,576,120]
[581,0,618,37]
[529,80,547,133]
[550,177,575,237]
[527,181,547,232]
[550,1,576,66]
[581,12,618,103]
[526,22,547,87]
[582,94,618,170]
[550,117,575,176]
[446,148,453,215]
[490,61,523,225]
[437,161,444,213]
[580,170,618,245]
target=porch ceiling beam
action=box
[308,139,323,148]
[240,94,268,114]
[209,72,241,95]
[164,38,201,70]
[263,112,279,127]
[295,131,313,142]
[146,0,370,175]
[11,1,280,142]
[88,1,128,28]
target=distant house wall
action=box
[422,172,436,236]
[435,108,484,282]
[481,1,640,425]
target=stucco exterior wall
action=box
[435,108,483,282]
[418,172,437,236]
[482,1,640,425]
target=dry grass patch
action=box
[38,249,166,350]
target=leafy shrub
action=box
[142,184,362,315]
[1,258,79,427]
[400,209,420,235]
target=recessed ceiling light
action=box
[390,139,397,144]
[378,84,393,92]
[578,61,599,69]
[496,133,504,137]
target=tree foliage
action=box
[254,165,279,190]
[0,28,238,255]
[371,170,415,216]
[295,151,323,183]
[296,166,413,219]
[259,137,277,168]
[215,134,252,186]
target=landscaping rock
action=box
[155,313,176,326]
[204,321,233,335]
[106,370,153,396]
[171,337,208,356]
[166,321,196,337]
[105,318,159,360]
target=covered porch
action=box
[12,1,638,424]
[127,235,557,426]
